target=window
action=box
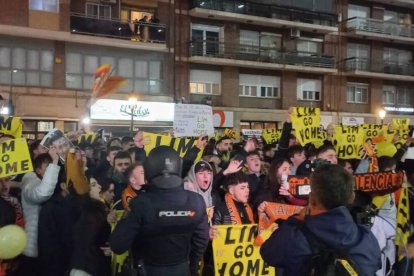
[383,48,412,64]
[65,51,163,94]
[86,3,111,19]
[189,69,221,95]
[347,83,368,103]
[0,45,53,87]
[347,4,369,19]
[346,43,370,70]
[296,38,322,55]
[239,30,281,56]
[191,24,221,56]
[239,74,280,98]
[297,78,321,101]
[29,0,59,12]
[383,85,396,105]
[347,43,370,59]
[383,85,413,106]
[397,87,412,106]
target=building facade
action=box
[0,0,413,138]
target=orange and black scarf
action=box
[225,193,255,224]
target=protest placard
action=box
[0,116,23,138]
[332,125,364,159]
[291,107,322,146]
[41,128,73,162]
[173,104,214,137]
[0,138,33,178]
[142,132,202,160]
[213,224,275,276]
[261,129,282,144]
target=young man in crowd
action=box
[287,145,306,175]
[121,162,146,210]
[261,164,381,275]
[19,149,60,276]
[213,172,255,225]
[244,150,266,204]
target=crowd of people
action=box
[0,107,414,276]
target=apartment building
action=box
[0,0,413,137]
[175,0,414,131]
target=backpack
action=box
[299,225,360,276]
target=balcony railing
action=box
[341,57,414,76]
[189,40,335,69]
[190,0,337,27]
[70,13,166,43]
[344,17,414,38]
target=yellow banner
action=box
[396,187,410,261]
[332,125,364,159]
[0,116,23,138]
[212,224,275,276]
[291,107,321,146]
[77,133,97,145]
[392,118,410,130]
[142,132,202,159]
[262,129,282,144]
[0,138,33,178]
[361,124,388,143]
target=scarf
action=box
[225,193,255,224]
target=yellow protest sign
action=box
[0,116,23,138]
[291,107,321,146]
[0,138,33,178]
[262,129,282,144]
[142,132,202,159]
[392,118,409,130]
[361,124,388,143]
[212,224,275,276]
[332,125,364,159]
[77,133,97,145]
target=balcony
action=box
[189,0,338,34]
[365,0,414,9]
[343,17,414,45]
[69,13,167,50]
[189,40,336,73]
[340,57,414,81]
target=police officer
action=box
[110,146,209,276]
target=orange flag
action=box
[92,64,127,99]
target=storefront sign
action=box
[90,99,175,121]
[213,110,234,128]
[384,106,414,113]
[342,116,364,126]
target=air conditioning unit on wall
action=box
[290,28,301,38]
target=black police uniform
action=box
[110,146,209,276]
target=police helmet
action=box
[144,146,183,189]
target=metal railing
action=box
[344,17,414,38]
[190,0,337,27]
[70,13,166,43]
[189,40,336,69]
[340,57,414,76]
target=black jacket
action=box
[246,173,266,204]
[110,184,209,275]
[213,199,255,225]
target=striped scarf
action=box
[225,193,255,224]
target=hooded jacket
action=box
[185,161,214,208]
[260,206,381,276]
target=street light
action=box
[378,109,386,125]
[128,94,138,136]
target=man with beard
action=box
[107,151,132,210]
